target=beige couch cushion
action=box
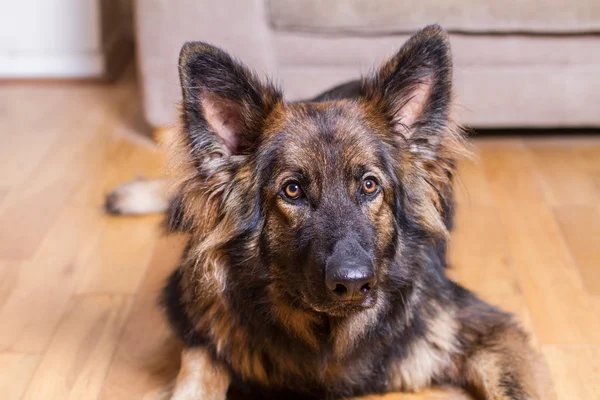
[274,34,600,68]
[270,0,600,34]
[278,64,600,127]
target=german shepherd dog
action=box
[106,25,547,399]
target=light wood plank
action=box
[554,206,600,296]
[554,206,600,319]
[527,145,600,206]
[0,122,105,260]
[0,82,139,260]
[453,155,495,207]
[576,145,600,193]
[496,203,600,345]
[22,295,132,400]
[0,186,9,207]
[481,146,600,345]
[0,261,20,311]
[0,353,40,400]
[70,138,164,208]
[73,137,165,294]
[449,206,539,348]
[401,388,472,399]
[0,119,156,351]
[0,127,61,188]
[0,206,104,353]
[0,181,79,261]
[543,345,600,400]
[74,213,162,294]
[359,387,471,399]
[479,144,547,206]
[99,235,187,400]
[0,87,69,187]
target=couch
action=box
[135,0,600,129]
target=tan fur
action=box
[268,284,322,349]
[201,94,246,154]
[399,118,470,238]
[331,291,388,359]
[105,178,171,215]
[394,76,433,134]
[171,347,230,400]
[465,325,548,400]
[389,307,459,391]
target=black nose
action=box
[325,239,375,302]
[326,264,375,301]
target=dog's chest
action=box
[221,324,390,396]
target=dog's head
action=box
[172,25,465,318]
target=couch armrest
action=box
[135,0,275,127]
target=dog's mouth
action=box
[300,290,378,317]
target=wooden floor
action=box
[1,74,600,400]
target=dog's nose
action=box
[325,238,375,302]
[326,263,375,301]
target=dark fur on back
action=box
[160,25,544,400]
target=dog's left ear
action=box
[363,24,455,153]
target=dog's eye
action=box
[361,178,379,196]
[283,182,303,200]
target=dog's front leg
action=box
[171,347,230,400]
[459,315,549,400]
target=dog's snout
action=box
[325,238,375,302]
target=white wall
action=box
[0,0,129,78]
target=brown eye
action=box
[361,178,378,195]
[284,182,302,199]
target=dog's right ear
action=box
[178,42,282,158]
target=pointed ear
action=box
[178,42,282,157]
[363,25,455,152]
[364,25,467,237]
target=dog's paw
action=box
[105,178,169,215]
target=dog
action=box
[106,25,547,399]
